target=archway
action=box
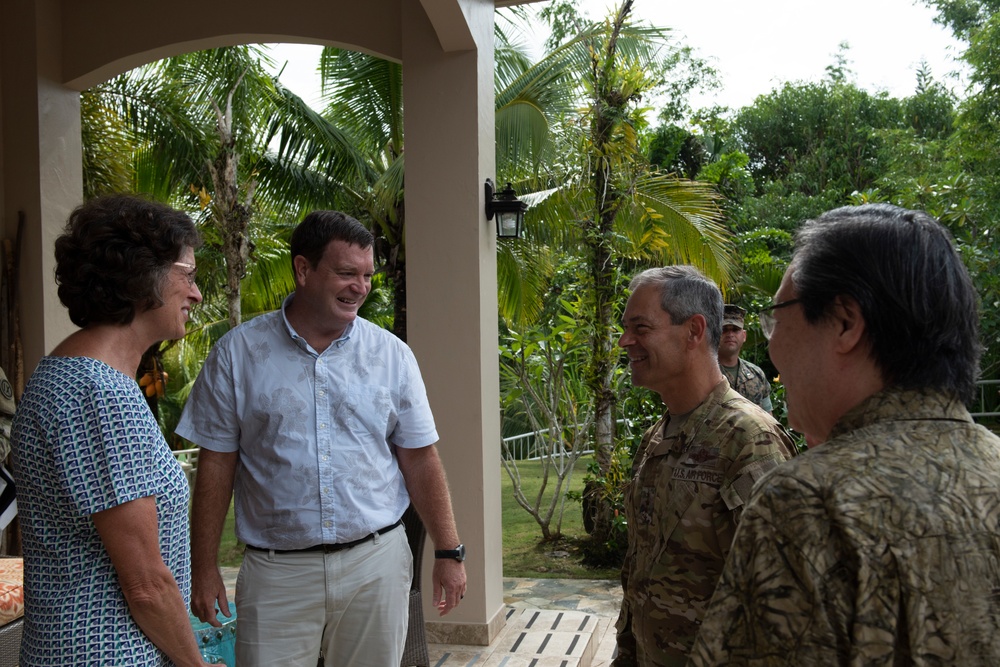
[0,0,506,644]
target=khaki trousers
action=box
[234,524,411,667]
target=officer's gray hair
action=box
[629,265,724,349]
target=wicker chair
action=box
[400,505,429,667]
[0,617,21,667]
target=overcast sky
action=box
[572,0,968,110]
[268,0,968,114]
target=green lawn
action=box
[500,457,619,579]
[213,456,618,580]
[217,500,243,567]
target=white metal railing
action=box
[502,430,543,461]
[502,420,631,461]
[971,379,1000,420]
[502,430,592,466]
[172,447,199,487]
[502,429,596,462]
[172,447,199,465]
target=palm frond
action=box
[320,48,404,157]
[629,173,736,285]
[497,240,556,327]
[266,80,379,187]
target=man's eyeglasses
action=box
[173,261,198,287]
[758,298,801,340]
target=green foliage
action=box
[80,89,137,199]
[734,228,793,276]
[647,124,706,178]
[923,0,1000,41]
[578,378,659,566]
[957,240,1000,377]
[499,298,596,541]
[730,184,843,233]
[579,443,631,565]
[906,63,957,139]
[887,4,1000,375]
[537,0,589,52]
[696,151,754,204]
[732,80,905,197]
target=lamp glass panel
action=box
[499,213,519,236]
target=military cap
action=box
[723,304,746,329]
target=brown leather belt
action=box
[246,518,403,554]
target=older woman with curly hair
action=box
[11,194,213,666]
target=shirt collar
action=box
[828,386,973,441]
[279,292,356,352]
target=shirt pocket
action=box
[343,383,394,440]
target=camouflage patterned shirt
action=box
[613,381,796,666]
[690,387,1000,666]
[720,358,772,413]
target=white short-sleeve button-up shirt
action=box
[176,295,438,549]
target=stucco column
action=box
[0,0,79,387]
[402,0,504,646]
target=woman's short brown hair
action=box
[54,194,202,327]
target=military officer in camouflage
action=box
[613,266,796,666]
[718,305,772,412]
[691,204,1000,665]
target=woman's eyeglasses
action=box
[173,261,198,287]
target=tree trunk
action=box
[383,200,407,342]
[208,72,255,331]
[582,0,632,541]
[392,257,407,342]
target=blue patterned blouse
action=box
[11,356,191,666]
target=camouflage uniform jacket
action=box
[613,381,796,666]
[690,387,1000,666]
[720,358,772,413]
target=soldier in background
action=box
[718,304,773,412]
[612,266,795,666]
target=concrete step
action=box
[428,606,603,666]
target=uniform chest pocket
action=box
[631,456,701,531]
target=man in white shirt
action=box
[177,210,466,667]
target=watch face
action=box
[437,544,466,561]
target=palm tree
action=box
[498,2,733,454]
[81,45,370,432]
[84,47,297,327]
[319,48,408,339]
[492,3,734,548]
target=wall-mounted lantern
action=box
[485,178,527,239]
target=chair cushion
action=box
[0,558,23,626]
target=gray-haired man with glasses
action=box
[691,204,1000,665]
